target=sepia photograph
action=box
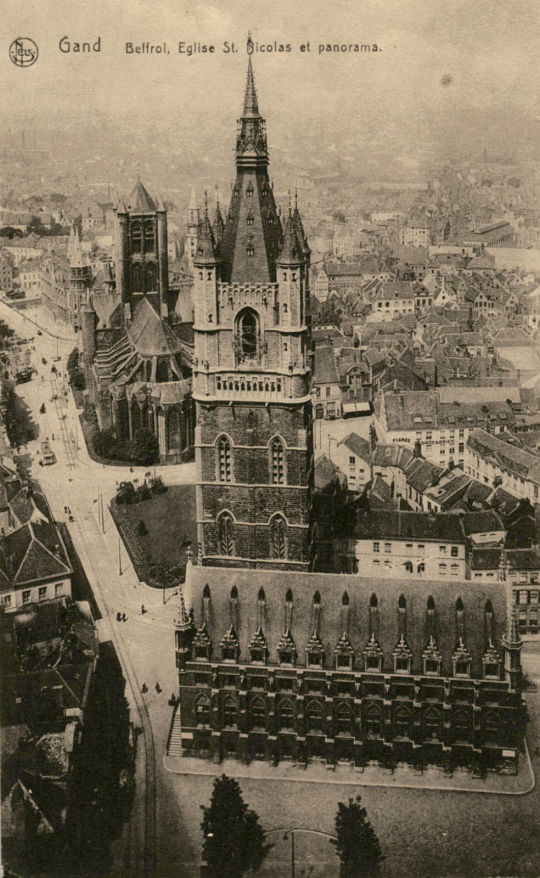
[0,1,539,875]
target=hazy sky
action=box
[2,0,539,157]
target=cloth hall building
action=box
[174,56,525,774]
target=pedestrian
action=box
[116,611,122,622]
[142,683,148,694]
[122,612,127,622]
[141,604,146,614]
[155,682,161,694]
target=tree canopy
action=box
[332,796,383,878]
[201,774,270,878]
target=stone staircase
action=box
[167,703,183,757]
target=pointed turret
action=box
[194,201,218,266]
[292,189,310,258]
[278,211,302,266]
[235,50,268,169]
[213,188,225,249]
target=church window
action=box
[131,262,144,292]
[283,272,288,281]
[145,261,157,291]
[246,244,255,257]
[237,308,258,360]
[483,710,500,743]
[217,437,232,482]
[453,708,471,740]
[217,512,235,557]
[283,303,288,313]
[270,515,287,559]
[271,439,285,484]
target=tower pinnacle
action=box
[242,56,260,118]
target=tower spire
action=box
[242,55,260,118]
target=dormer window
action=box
[246,244,254,257]
[246,182,254,197]
[246,211,254,226]
[454,659,470,677]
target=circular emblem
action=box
[9,38,38,67]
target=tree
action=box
[332,796,383,878]
[130,428,159,466]
[201,775,270,878]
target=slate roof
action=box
[348,510,464,543]
[405,457,444,493]
[127,297,184,357]
[185,563,509,677]
[461,511,505,537]
[0,521,71,590]
[468,428,540,485]
[372,444,414,471]
[125,180,157,213]
[338,433,371,463]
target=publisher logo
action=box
[9,38,38,67]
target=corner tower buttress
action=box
[193,55,313,570]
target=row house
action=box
[466,428,540,504]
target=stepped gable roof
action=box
[462,510,505,536]
[126,297,183,357]
[312,346,339,384]
[125,179,156,213]
[349,509,464,543]
[0,521,71,589]
[187,563,508,677]
[338,432,371,463]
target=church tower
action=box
[185,186,200,271]
[68,224,92,331]
[193,56,313,570]
[115,179,169,319]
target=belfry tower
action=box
[193,55,313,570]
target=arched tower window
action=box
[131,222,142,254]
[217,512,235,557]
[236,308,259,361]
[131,262,144,293]
[270,438,285,484]
[144,220,155,253]
[270,515,287,560]
[217,436,232,482]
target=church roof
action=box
[194,210,217,265]
[127,297,183,357]
[126,180,156,213]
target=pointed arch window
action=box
[223,696,238,728]
[423,706,442,740]
[236,308,259,360]
[394,704,413,739]
[196,695,211,727]
[270,438,285,485]
[217,436,232,482]
[131,222,142,254]
[145,261,157,292]
[306,700,324,733]
[144,220,156,253]
[270,515,287,559]
[335,702,353,736]
[131,262,144,293]
[217,512,235,557]
[364,702,383,738]
[249,696,266,730]
[278,698,295,730]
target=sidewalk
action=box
[164,740,535,796]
